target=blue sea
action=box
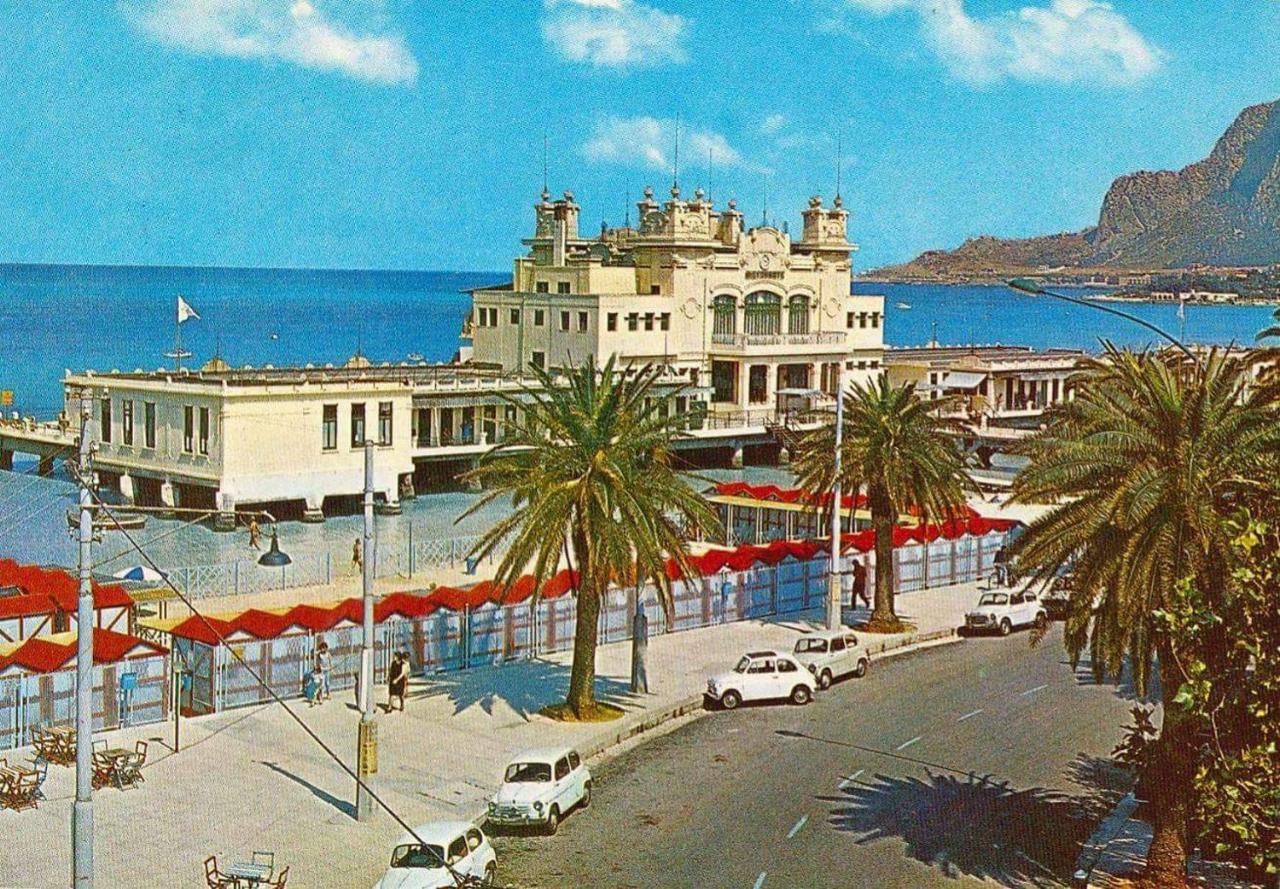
[1,264,1274,417]
[0,263,1274,575]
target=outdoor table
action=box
[223,861,273,886]
[92,748,134,790]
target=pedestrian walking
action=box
[316,641,332,701]
[387,652,409,713]
[351,537,363,575]
[852,557,869,608]
[303,668,321,708]
[247,517,261,551]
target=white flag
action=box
[177,296,200,324]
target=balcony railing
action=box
[710,331,846,350]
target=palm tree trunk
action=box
[1141,646,1196,888]
[865,491,896,629]
[565,530,599,718]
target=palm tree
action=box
[460,356,720,719]
[793,376,972,632]
[1257,305,1280,341]
[1009,345,1280,888]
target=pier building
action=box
[11,189,884,523]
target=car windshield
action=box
[505,762,552,783]
[390,844,446,869]
[795,638,828,654]
[979,593,1008,606]
[733,656,755,673]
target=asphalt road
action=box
[490,626,1145,889]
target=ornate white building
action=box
[468,186,885,426]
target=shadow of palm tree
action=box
[1065,654,1159,703]
[822,766,1116,887]
[407,658,642,720]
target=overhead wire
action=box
[73,470,479,888]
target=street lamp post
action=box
[827,365,844,631]
[1007,278,1199,363]
[355,440,378,821]
[72,389,94,888]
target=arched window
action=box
[743,292,781,336]
[787,295,810,334]
[713,295,736,337]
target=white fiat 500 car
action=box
[705,650,817,709]
[486,747,591,835]
[965,588,1048,636]
[372,821,496,889]
[793,630,870,689]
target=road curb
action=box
[468,628,964,829]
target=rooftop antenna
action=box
[762,177,769,227]
[625,187,630,228]
[672,115,680,193]
[542,132,549,199]
[835,132,843,202]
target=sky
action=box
[0,1,1278,272]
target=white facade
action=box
[470,187,885,425]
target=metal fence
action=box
[160,532,494,599]
[170,530,1011,715]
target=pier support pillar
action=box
[0,449,11,471]
[37,455,55,477]
[399,474,416,502]
[119,473,136,505]
[213,491,236,532]
[730,445,745,469]
[301,494,325,524]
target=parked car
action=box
[792,630,869,689]
[964,588,1048,636]
[705,650,818,709]
[372,821,496,889]
[486,747,591,835]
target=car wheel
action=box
[720,689,741,710]
[1034,612,1048,630]
[790,685,812,705]
[999,619,1012,636]
[818,669,833,690]
[545,805,560,835]
[483,863,496,887]
[581,781,592,809]
[853,658,868,679]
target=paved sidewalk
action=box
[1,581,983,889]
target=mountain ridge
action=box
[874,99,1280,280]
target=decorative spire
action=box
[541,132,550,202]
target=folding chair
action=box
[270,866,290,888]
[252,851,275,874]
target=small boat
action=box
[406,352,425,362]
[895,302,912,310]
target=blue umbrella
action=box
[112,566,167,582]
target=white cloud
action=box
[133,0,419,86]
[761,113,788,135]
[583,116,762,175]
[541,0,687,67]
[843,0,1161,85]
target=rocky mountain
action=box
[875,99,1280,279]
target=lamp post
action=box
[72,389,94,889]
[355,440,378,821]
[1006,278,1199,363]
[827,364,845,631]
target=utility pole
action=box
[827,366,845,631]
[72,388,94,888]
[355,440,378,821]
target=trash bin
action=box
[465,556,479,576]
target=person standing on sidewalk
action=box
[351,537,363,575]
[247,517,261,551]
[387,652,409,712]
[316,641,332,701]
[852,557,869,608]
